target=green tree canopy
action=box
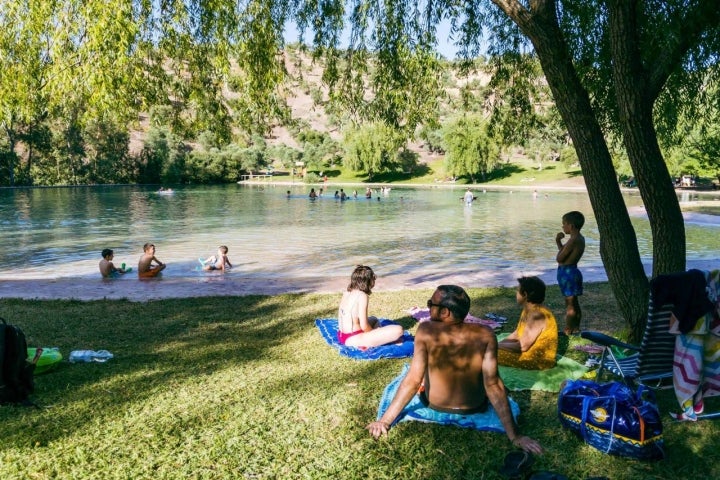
[442,114,498,182]
[342,121,404,178]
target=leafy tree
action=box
[288,0,720,339]
[140,127,188,184]
[82,119,133,184]
[442,114,498,182]
[342,122,404,178]
[0,0,167,186]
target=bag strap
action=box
[580,393,618,455]
[632,406,646,442]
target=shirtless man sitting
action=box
[366,285,543,455]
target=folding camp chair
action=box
[582,283,720,421]
[581,294,675,388]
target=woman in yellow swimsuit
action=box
[498,276,558,370]
[337,265,403,348]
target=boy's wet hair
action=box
[436,285,471,320]
[517,276,546,304]
[101,248,113,258]
[219,245,229,254]
[562,211,585,230]
[348,265,376,294]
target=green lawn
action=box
[272,157,584,187]
[1,286,719,479]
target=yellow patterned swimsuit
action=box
[498,306,558,370]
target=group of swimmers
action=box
[307,186,391,200]
[99,244,233,279]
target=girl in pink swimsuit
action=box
[337,265,403,348]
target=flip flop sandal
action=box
[499,451,534,479]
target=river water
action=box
[1,184,718,299]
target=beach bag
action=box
[0,317,36,405]
[557,379,665,460]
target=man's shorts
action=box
[557,265,583,297]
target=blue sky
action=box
[283,19,460,60]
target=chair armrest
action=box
[580,331,640,352]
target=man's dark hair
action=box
[517,276,546,304]
[436,285,471,320]
[562,211,585,230]
[101,248,113,258]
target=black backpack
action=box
[0,317,36,405]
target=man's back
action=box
[416,321,495,412]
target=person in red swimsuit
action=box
[337,265,403,347]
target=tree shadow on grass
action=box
[370,164,433,183]
[484,163,527,181]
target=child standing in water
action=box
[201,245,233,272]
[555,211,586,335]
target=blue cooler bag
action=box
[558,379,665,460]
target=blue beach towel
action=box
[314,318,414,360]
[377,364,520,432]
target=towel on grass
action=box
[498,356,589,392]
[377,364,520,432]
[406,306,503,330]
[495,332,588,392]
[314,318,414,360]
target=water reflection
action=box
[0,184,718,282]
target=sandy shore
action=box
[3,260,717,302]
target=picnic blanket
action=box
[377,364,520,432]
[406,306,504,330]
[314,318,414,360]
[497,332,588,391]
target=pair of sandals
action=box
[499,451,608,480]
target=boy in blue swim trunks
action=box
[555,211,586,335]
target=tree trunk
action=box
[607,2,686,279]
[496,1,649,340]
[2,123,16,187]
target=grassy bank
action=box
[266,156,585,188]
[1,286,719,479]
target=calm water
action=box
[1,184,719,283]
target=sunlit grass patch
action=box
[1,288,719,479]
